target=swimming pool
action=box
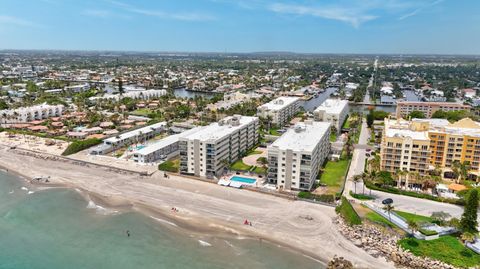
[230,176,256,184]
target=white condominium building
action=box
[179,115,259,178]
[89,89,167,102]
[257,96,300,126]
[132,127,202,163]
[267,121,331,191]
[97,122,167,153]
[314,99,349,133]
[0,103,64,124]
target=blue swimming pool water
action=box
[230,176,256,184]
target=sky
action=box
[0,0,479,54]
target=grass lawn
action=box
[319,159,350,195]
[230,159,251,171]
[399,236,480,268]
[268,128,281,136]
[131,108,153,116]
[253,166,266,174]
[330,132,337,142]
[336,196,362,226]
[365,210,396,228]
[395,210,434,224]
[342,116,351,129]
[158,159,180,173]
[247,150,263,156]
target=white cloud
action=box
[0,15,41,28]
[398,0,445,20]
[269,3,377,27]
[107,0,215,22]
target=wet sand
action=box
[0,145,395,268]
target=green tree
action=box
[407,219,419,234]
[408,110,426,119]
[0,99,8,110]
[460,189,478,234]
[352,175,361,194]
[461,232,475,243]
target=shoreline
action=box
[1,169,328,266]
[0,145,395,268]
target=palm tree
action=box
[383,204,394,221]
[395,169,407,188]
[352,175,361,194]
[407,219,419,234]
[452,160,470,183]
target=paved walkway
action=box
[242,147,267,166]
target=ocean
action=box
[0,171,324,269]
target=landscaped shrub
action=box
[349,191,374,200]
[419,228,438,236]
[364,180,465,206]
[62,138,102,156]
[298,192,335,203]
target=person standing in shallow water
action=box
[126,230,130,237]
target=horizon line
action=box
[1,48,479,57]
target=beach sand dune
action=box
[0,145,394,268]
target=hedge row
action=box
[62,138,102,156]
[298,191,335,204]
[364,180,465,206]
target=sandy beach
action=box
[0,145,394,268]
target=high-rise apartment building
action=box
[257,97,300,126]
[179,115,259,178]
[267,121,331,191]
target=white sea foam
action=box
[8,190,14,194]
[86,200,119,215]
[198,240,212,247]
[150,216,178,227]
[224,240,235,248]
[27,191,35,195]
[20,187,28,191]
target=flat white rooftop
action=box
[181,115,257,142]
[270,121,331,152]
[314,99,348,115]
[385,128,429,141]
[134,127,203,156]
[258,96,299,111]
[104,122,167,143]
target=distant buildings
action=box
[267,121,331,191]
[257,96,300,126]
[0,104,64,124]
[381,117,480,182]
[396,101,471,118]
[179,115,259,178]
[89,89,167,102]
[206,91,257,111]
[313,99,349,133]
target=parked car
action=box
[382,198,393,205]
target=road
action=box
[362,58,377,104]
[344,118,468,219]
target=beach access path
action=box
[0,145,394,269]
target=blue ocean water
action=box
[0,171,323,269]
